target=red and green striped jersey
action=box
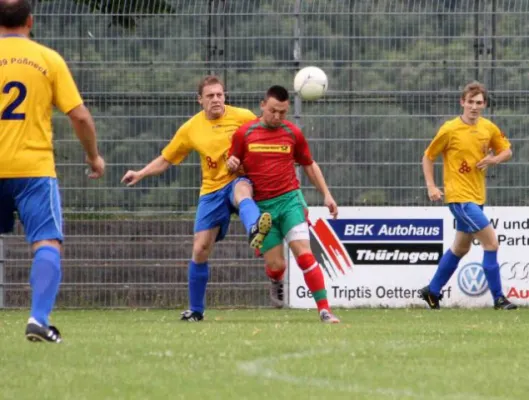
[230,119,313,201]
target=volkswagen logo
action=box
[458,263,488,297]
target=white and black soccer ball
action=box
[293,66,328,101]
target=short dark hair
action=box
[461,81,488,102]
[0,0,32,28]
[197,75,225,96]
[265,85,289,102]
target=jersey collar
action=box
[259,121,279,130]
[0,34,27,38]
[459,115,480,126]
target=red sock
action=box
[265,264,285,281]
[296,253,329,312]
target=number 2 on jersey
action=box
[1,81,27,120]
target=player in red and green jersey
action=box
[228,85,340,323]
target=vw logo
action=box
[458,263,488,297]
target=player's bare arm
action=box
[302,161,338,218]
[422,155,443,201]
[476,148,512,170]
[68,104,105,178]
[121,155,171,186]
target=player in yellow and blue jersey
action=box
[121,76,271,321]
[418,81,517,310]
[0,0,105,342]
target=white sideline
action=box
[236,348,498,400]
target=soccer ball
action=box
[293,66,328,101]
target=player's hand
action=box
[427,185,443,202]
[86,155,105,179]
[324,194,338,219]
[121,170,143,186]
[226,155,240,172]
[476,154,498,170]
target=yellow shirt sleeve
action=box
[237,108,257,123]
[424,124,450,161]
[489,123,511,154]
[51,52,83,114]
[161,120,193,165]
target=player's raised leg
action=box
[231,177,271,249]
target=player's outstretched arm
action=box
[302,161,338,218]
[422,155,443,201]
[68,105,105,179]
[121,155,171,186]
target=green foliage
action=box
[37,0,175,28]
[30,0,529,209]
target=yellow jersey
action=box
[424,116,511,204]
[0,36,83,178]
[162,105,256,195]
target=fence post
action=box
[287,0,303,306]
[0,237,4,308]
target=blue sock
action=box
[29,246,62,326]
[429,249,461,296]
[238,198,261,234]
[188,261,209,313]
[482,250,503,300]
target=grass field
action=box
[0,308,527,400]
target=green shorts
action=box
[257,190,308,253]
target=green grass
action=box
[0,309,527,400]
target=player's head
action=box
[260,85,290,128]
[0,0,33,32]
[460,81,487,124]
[197,75,225,120]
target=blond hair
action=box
[197,75,225,95]
[461,81,488,102]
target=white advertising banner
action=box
[287,207,529,308]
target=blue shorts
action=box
[448,202,489,233]
[194,177,250,242]
[0,178,63,243]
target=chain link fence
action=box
[1,0,528,308]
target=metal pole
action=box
[473,0,480,80]
[293,0,302,129]
[349,1,353,118]
[288,0,303,307]
[490,0,497,117]
[222,0,228,96]
[0,238,5,308]
[207,0,214,76]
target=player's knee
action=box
[482,240,499,252]
[32,239,61,253]
[235,179,252,194]
[267,259,286,271]
[192,241,213,262]
[477,229,499,252]
[451,245,470,257]
[233,180,253,205]
[296,252,316,271]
